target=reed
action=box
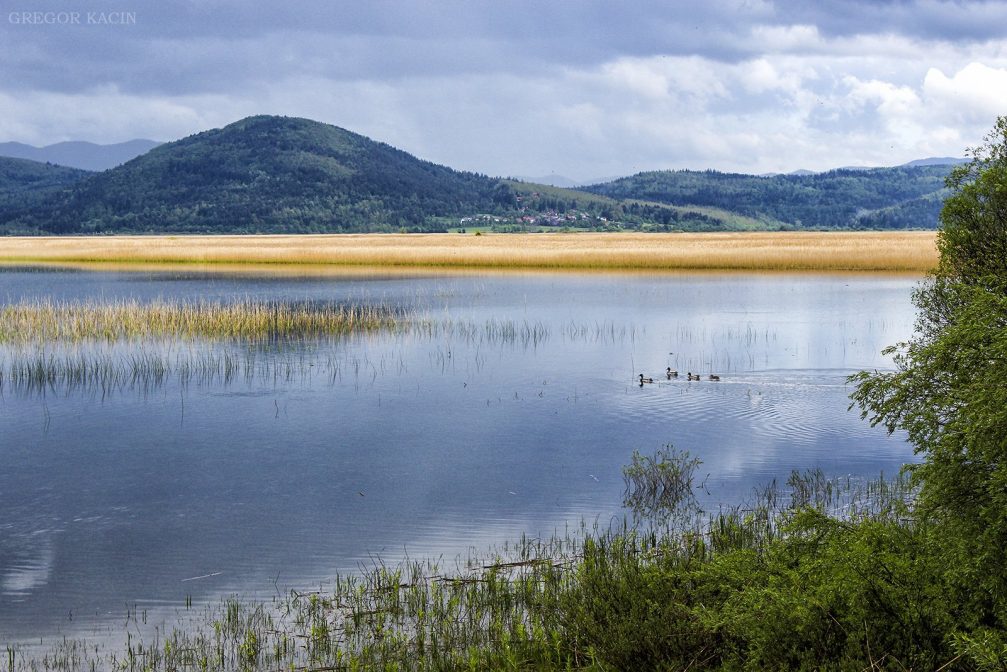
[0,232,938,272]
[0,299,402,344]
[0,316,563,396]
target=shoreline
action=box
[0,231,938,272]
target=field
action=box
[0,231,938,272]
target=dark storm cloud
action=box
[774,0,1007,43]
[3,0,1003,96]
[2,0,766,95]
[2,0,1006,175]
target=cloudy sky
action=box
[2,0,1007,180]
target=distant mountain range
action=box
[0,116,965,234]
[901,156,968,168]
[583,164,955,230]
[0,139,162,171]
[513,174,624,189]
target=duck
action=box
[666,367,678,378]
[639,374,655,384]
[687,372,701,381]
[709,374,721,381]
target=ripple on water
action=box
[2,535,55,599]
[605,369,863,450]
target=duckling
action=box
[639,374,655,384]
[709,374,721,381]
[666,367,678,379]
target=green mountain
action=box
[0,115,956,234]
[582,166,952,229]
[0,157,91,228]
[0,116,518,234]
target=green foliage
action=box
[952,629,1007,672]
[720,513,952,670]
[557,533,717,670]
[556,471,958,671]
[937,117,1007,282]
[585,165,952,229]
[850,116,1007,667]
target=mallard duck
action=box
[666,367,678,378]
[639,374,655,384]
[709,374,721,381]
[687,372,701,381]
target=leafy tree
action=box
[850,117,1007,643]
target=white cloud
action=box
[598,56,730,103]
[923,62,1007,122]
[742,58,808,94]
[0,88,216,145]
[749,24,822,52]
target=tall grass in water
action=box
[0,316,562,396]
[8,448,944,672]
[0,299,403,344]
[0,347,323,397]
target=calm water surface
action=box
[0,268,918,643]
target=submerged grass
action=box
[0,232,939,272]
[0,316,562,396]
[0,299,402,344]
[0,347,318,396]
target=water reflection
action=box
[0,319,560,398]
[0,269,919,643]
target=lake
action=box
[0,267,918,645]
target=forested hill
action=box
[0,157,91,224]
[0,116,518,234]
[0,156,90,194]
[0,115,957,233]
[582,166,953,229]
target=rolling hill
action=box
[0,116,519,234]
[0,115,959,234]
[581,166,953,229]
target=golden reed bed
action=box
[0,232,938,272]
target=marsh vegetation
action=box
[0,298,403,344]
[4,455,926,672]
[0,231,937,272]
